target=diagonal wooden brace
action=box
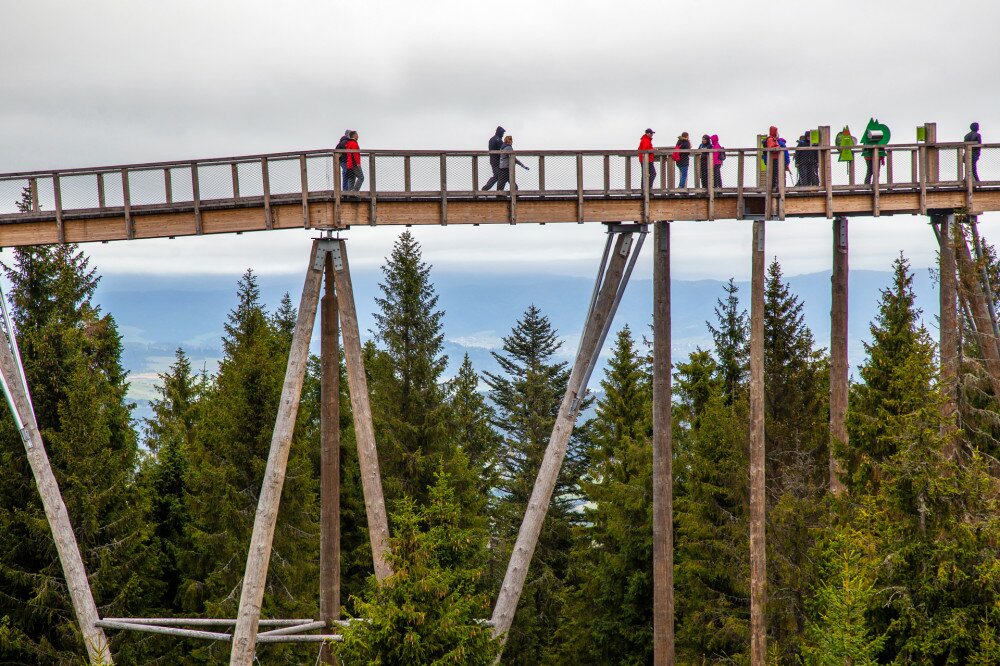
[490,229,642,649]
[230,239,325,666]
[0,301,112,664]
[330,239,394,582]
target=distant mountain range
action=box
[93,267,940,424]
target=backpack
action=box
[718,148,726,162]
[336,136,349,165]
[670,144,681,162]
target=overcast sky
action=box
[2,0,998,281]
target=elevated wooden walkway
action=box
[0,133,995,247]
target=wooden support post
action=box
[937,213,959,445]
[660,156,667,191]
[820,126,833,218]
[330,240,393,581]
[508,153,516,225]
[121,169,133,240]
[707,150,715,220]
[749,220,766,666]
[925,122,939,183]
[230,240,325,666]
[440,154,448,226]
[577,155,584,223]
[919,145,928,215]
[97,172,106,209]
[603,154,610,194]
[53,173,64,243]
[965,145,975,212]
[872,152,881,217]
[368,153,377,226]
[652,221,675,665]
[667,153,676,192]
[164,168,173,204]
[777,150,786,220]
[0,320,113,663]
[29,177,39,211]
[262,157,273,230]
[232,162,240,198]
[407,156,414,194]
[625,154,632,192]
[300,155,310,228]
[319,255,340,665]
[763,154,773,221]
[492,232,637,650]
[538,155,546,193]
[642,159,650,224]
[736,150,745,218]
[192,164,203,235]
[830,216,848,495]
[886,148,894,186]
[333,155,342,228]
[911,148,918,185]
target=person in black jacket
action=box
[481,126,506,190]
[698,134,711,188]
[335,129,351,190]
[965,122,982,182]
[674,131,691,187]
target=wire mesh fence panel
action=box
[266,158,301,196]
[716,151,739,190]
[474,155,494,191]
[408,156,441,193]
[0,178,30,214]
[510,154,539,191]
[33,177,55,212]
[541,154,576,191]
[128,169,167,206]
[375,155,405,193]
[883,148,910,188]
[830,149,858,187]
[102,172,124,208]
[306,155,335,192]
[197,163,234,201]
[169,166,194,202]
[976,145,995,182]
[934,147,960,186]
[236,160,264,198]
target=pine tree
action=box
[448,354,502,504]
[369,230,452,504]
[336,471,501,665]
[181,270,319,662]
[674,348,721,431]
[483,305,587,663]
[556,326,653,664]
[0,240,157,663]
[708,278,749,404]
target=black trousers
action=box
[482,163,501,190]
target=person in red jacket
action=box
[638,128,656,191]
[344,131,364,191]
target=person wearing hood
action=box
[698,134,712,188]
[672,131,691,188]
[795,133,818,186]
[710,134,724,187]
[482,126,506,190]
[965,122,982,182]
[335,129,352,190]
[638,128,657,190]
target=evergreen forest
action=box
[1,224,999,665]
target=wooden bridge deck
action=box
[1,137,996,247]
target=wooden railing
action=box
[0,142,994,237]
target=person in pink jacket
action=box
[710,134,724,188]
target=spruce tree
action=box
[143,348,202,612]
[483,305,587,664]
[557,326,653,664]
[707,278,749,404]
[369,231,452,504]
[0,242,157,663]
[759,259,829,660]
[181,270,319,662]
[448,354,502,504]
[336,472,500,665]
[839,254,1000,663]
